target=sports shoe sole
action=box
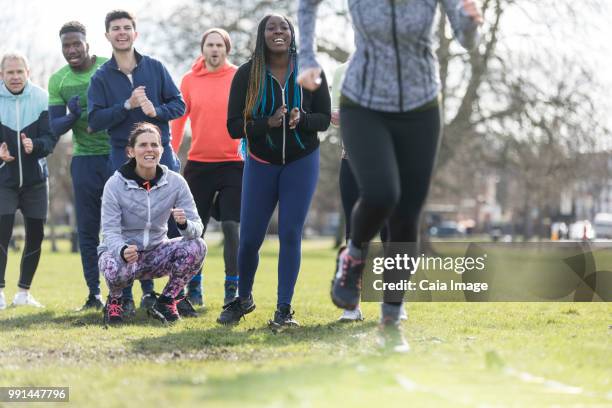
[147,308,180,324]
[330,283,359,310]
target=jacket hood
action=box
[0,80,32,99]
[190,56,235,77]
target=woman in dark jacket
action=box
[218,13,330,327]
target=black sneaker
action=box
[223,280,238,306]
[268,304,299,329]
[78,294,104,311]
[377,317,410,353]
[176,296,198,318]
[122,297,136,318]
[103,296,123,325]
[140,292,158,310]
[148,296,180,323]
[216,295,255,325]
[331,248,365,310]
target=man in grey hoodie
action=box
[298,0,483,352]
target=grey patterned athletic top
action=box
[298,0,480,112]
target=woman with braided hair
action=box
[218,14,331,327]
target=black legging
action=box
[340,103,441,304]
[339,157,388,242]
[0,214,45,290]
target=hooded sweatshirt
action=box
[227,59,331,165]
[171,57,241,162]
[0,81,57,189]
[98,161,203,258]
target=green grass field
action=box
[1,239,610,407]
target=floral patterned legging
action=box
[99,238,207,298]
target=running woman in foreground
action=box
[98,123,206,325]
[330,61,405,323]
[298,0,482,351]
[218,14,331,327]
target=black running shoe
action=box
[149,297,180,323]
[78,294,104,311]
[122,297,136,318]
[268,304,299,329]
[176,296,198,318]
[331,248,365,310]
[216,295,255,325]
[140,292,158,310]
[103,296,124,325]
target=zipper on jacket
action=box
[390,0,404,110]
[362,50,369,93]
[16,98,23,188]
[270,74,287,165]
[142,190,151,248]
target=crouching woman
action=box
[98,122,206,324]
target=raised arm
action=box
[440,0,482,50]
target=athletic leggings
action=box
[238,148,319,306]
[0,215,44,290]
[341,103,441,304]
[99,238,206,299]
[339,158,388,242]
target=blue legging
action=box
[238,148,319,306]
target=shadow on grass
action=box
[129,320,378,355]
[0,310,103,329]
[0,307,209,331]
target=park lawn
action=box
[0,239,610,407]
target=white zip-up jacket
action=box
[98,162,203,258]
[0,80,56,188]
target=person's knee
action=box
[221,221,239,241]
[195,238,207,264]
[222,220,239,232]
[361,186,400,214]
[183,238,207,266]
[239,234,263,256]
[278,224,302,246]
[98,253,121,283]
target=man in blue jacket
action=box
[88,10,186,316]
[0,53,58,310]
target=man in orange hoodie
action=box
[171,28,241,307]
